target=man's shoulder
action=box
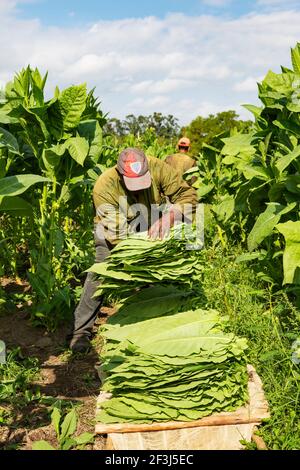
[165,153,195,165]
[173,152,195,160]
[93,166,118,192]
[171,153,182,158]
[148,155,173,170]
[147,155,164,165]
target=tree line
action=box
[104,110,253,155]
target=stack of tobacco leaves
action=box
[97,301,249,424]
[88,225,203,297]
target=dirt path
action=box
[0,302,107,450]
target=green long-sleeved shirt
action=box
[164,153,196,178]
[93,156,197,244]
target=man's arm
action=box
[148,158,198,239]
[93,170,128,245]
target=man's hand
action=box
[148,210,176,240]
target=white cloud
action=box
[0,0,37,15]
[132,95,170,108]
[234,76,264,92]
[0,7,299,124]
[131,79,195,95]
[191,100,229,116]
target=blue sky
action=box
[19,0,258,26]
[1,0,300,124]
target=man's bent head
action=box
[117,148,151,191]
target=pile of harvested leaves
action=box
[89,225,203,297]
[97,292,249,424]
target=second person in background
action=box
[165,137,196,180]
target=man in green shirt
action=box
[165,137,196,179]
[69,148,197,352]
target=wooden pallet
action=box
[95,365,270,450]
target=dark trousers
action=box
[68,232,111,340]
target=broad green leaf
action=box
[61,438,77,450]
[273,118,300,136]
[31,67,48,91]
[0,127,19,153]
[60,84,87,131]
[291,43,300,74]
[212,195,235,223]
[73,432,94,446]
[47,98,63,139]
[0,174,51,197]
[281,66,294,73]
[0,112,19,125]
[197,184,214,198]
[108,286,188,326]
[65,137,89,166]
[47,84,87,138]
[78,119,102,160]
[0,195,33,216]
[285,175,300,194]
[242,165,271,181]
[103,309,219,345]
[286,101,300,113]
[91,227,248,424]
[242,104,262,118]
[98,307,248,423]
[90,225,202,297]
[268,182,285,202]
[51,407,61,438]
[235,252,264,263]
[31,68,47,106]
[222,155,240,165]
[53,229,65,257]
[32,440,56,450]
[29,106,51,141]
[262,70,294,93]
[275,145,300,174]
[276,221,300,285]
[221,134,256,157]
[60,408,77,442]
[42,144,66,173]
[248,202,296,252]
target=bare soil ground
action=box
[0,279,110,450]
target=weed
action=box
[31,405,94,450]
[195,244,300,450]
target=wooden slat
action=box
[96,416,264,434]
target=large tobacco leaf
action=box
[97,305,248,424]
[276,221,300,284]
[204,43,300,289]
[247,202,296,252]
[89,224,203,296]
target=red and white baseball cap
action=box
[117,148,151,191]
[177,137,191,148]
